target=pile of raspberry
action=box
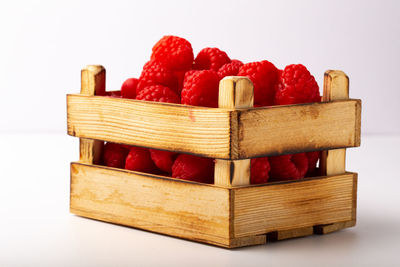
[102,35,322,184]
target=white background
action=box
[0,0,399,134]
[1,1,400,266]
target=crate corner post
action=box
[320,70,349,176]
[316,70,357,234]
[214,76,254,187]
[79,65,105,165]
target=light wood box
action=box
[67,65,361,248]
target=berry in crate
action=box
[108,35,322,184]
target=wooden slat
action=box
[79,65,105,164]
[229,235,266,248]
[236,99,361,158]
[314,220,356,235]
[67,95,361,160]
[215,77,253,186]
[320,70,355,176]
[232,173,357,238]
[268,226,314,241]
[67,95,232,159]
[70,162,233,247]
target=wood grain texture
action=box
[218,77,254,109]
[320,70,351,176]
[320,148,346,176]
[214,159,250,186]
[215,77,253,186]
[70,162,234,247]
[229,235,266,248]
[67,95,232,159]
[314,220,356,235]
[269,226,314,241]
[80,65,106,96]
[236,99,361,158]
[323,70,349,101]
[79,65,105,164]
[232,173,357,238]
[79,138,103,164]
[67,95,361,160]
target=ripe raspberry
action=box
[151,36,194,71]
[274,64,320,105]
[136,85,180,104]
[125,146,156,173]
[181,70,220,107]
[306,151,321,174]
[194,48,231,71]
[106,91,122,98]
[217,60,243,79]
[269,153,308,181]
[150,149,177,174]
[250,157,270,184]
[172,154,214,183]
[121,78,139,99]
[237,60,279,106]
[103,142,129,168]
[137,60,178,94]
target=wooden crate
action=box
[67,65,361,248]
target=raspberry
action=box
[136,85,180,104]
[217,60,243,79]
[103,142,129,168]
[172,154,214,183]
[250,157,270,184]
[181,70,220,107]
[306,151,321,174]
[269,153,308,181]
[194,47,231,71]
[274,64,320,105]
[125,146,156,173]
[150,149,177,174]
[237,60,279,106]
[151,36,194,71]
[121,78,139,99]
[137,60,178,94]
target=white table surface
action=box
[0,133,399,267]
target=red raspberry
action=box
[149,149,177,174]
[151,36,194,71]
[306,151,321,174]
[137,60,178,94]
[103,142,129,168]
[121,78,139,99]
[194,47,231,71]
[237,60,279,106]
[217,60,243,79]
[269,153,308,181]
[172,154,214,183]
[250,157,270,184]
[125,146,156,173]
[106,91,121,98]
[136,85,180,104]
[274,64,320,105]
[181,70,220,107]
